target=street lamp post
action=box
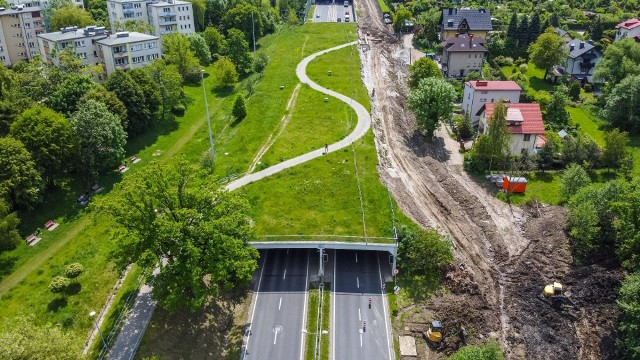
[302,330,328,360]
[89,311,108,350]
[201,69,215,158]
[225,152,230,179]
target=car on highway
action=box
[344,0,348,6]
[345,11,350,21]
[316,13,320,18]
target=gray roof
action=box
[554,28,568,37]
[97,32,158,46]
[0,5,41,16]
[566,39,598,58]
[441,34,487,52]
[147,0,190,6]
[38,26,107,42]
[440,8,493,31]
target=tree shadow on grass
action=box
[0,255,18,281]
[406,128,451,163]
[212,85,235,98]
[47,297,68,312]
[64,282,82,295]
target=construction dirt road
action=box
[355,1,625,359]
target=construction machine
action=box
[542,282,576,308]
[425,321,443,348]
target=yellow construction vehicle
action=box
[542,282,576,308]
[426,321,443,347]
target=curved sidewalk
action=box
[226,41,370,191]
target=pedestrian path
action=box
[106,41,370,359]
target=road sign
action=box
[394,286,400,295]
[393,268,399,275]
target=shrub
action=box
[253,52,269,73]
[514,57,527,66]
[232,95,247,121]
[584,83,593,92]
[49,276,70,294]
[518,63,528,74]
[64,263,84,278]
[560,163,591,199]
[493,56,514,67]
[447,340,504,360]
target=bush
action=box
[514,57,527,66]
[518,63,528,74]
[447,340,504,360]
[64,263,84,278]
[232,95,247,121]
[584,83,593,92]
[560,163,591,199]
[568,81,581,101]
[617,273,640,359]
[253,52,269,73]
[49,276,71,294]
[493,56,514,67]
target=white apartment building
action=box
[37,25,108,68]
[106,0,194,37]
[462,80,522,127]
[6,0,83,8]
[97,31,161,75]
[0,5,44,66]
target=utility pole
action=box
[201,70,214,158]
[251,12,256,55]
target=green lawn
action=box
[495,171,562,206]
[377,0,390,13]
[500,63,556,92]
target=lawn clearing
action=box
[377,0,390,13]
[500,63,556,93]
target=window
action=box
[523,134,531,141]
[94,50,97,56]
[132,55,144,63]
[111,3,115,8]
[74,40,85,47]
[468,54,471,58]
[188,24,191,28]
[0,56,5,61]
[28,42,35,48]
[0,46,3,51]
[80,52,87,59]
[115,57,128,65]
[136,12,143,17]
[134,3,141,8]
[480,90,487,94]
[163,7,170,12]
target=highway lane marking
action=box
[273,325,282,345]
[357,276,360,288]
[377,253,394,360]
[283,268,287,280]
[360,333,363,347]
[243,250,268,360]
[355,252,358,263]
[279,297,282,310]
[358,307,361,321]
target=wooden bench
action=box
[26,234,37,245]
[45,220,55,229]
[130,155,140,163]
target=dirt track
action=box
[354,1,623,359]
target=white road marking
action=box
[360,333,363,347]
[377,253,394,360]
[274,331,279,344]
[357,276,360,288]
[355,253,358,263]
[243,250,268,360]
[279,297,282,310]
[283,268,287,280]
[358,307,361,321]
[299,251,310,360]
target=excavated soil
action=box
[354,1,624,358]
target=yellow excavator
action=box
[426,321,443,348]
[542,282,576,308]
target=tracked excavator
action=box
[425,321,443,348]
[542,282,576,308]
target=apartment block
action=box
[106,0,194,37]
[37,25,108,68]
[0,5,44,66]
[97,31,161,75]
[7,0,84,9]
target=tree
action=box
[253,52,269,73]
[129,68,162,121]
[567,198,600,259]
[42,0,73,31]
[0,199,20,253]
[113,19,154,33]
[614,185,640,271]
[407,77,457,138]
[105,70,151,136]
[562,134,601,168]
[204,26,226,58]
[55,45,83,73]
[504,13,519,51]
[162,33,202,82]
[213,56,238,88]
[232,95,247,121]
[0,137,43,210]
[145,60,184,119]
[515,15,530,56]
[543,90,570,126]
[527,12,542,45]
[188,33,213,66]
[594,38,640,86]
[589,15,604,42]
[50,5,94,30]
[65,263,84,278]
[393,5,412,32]
[603,75,640,133]
[95,159,259,312]
[537,132,561,170]
[80,86,128,130]
[0,315,80,359]
[560,163,591,199]
[602,128,631,170]
[407,57,442,89]
[568,81,581,101]
[466,102,510,172]
[191,0,206,31]
[10,106,75,183]
[528,28,567,79]
[222,3,263,48]
[49,276,71,293]
[454,111,474,140]
[447,341,504,360]
[205,0,226,28]
[617,273,640,359]
[549,13,560,28]
[46,74,96,116]
[70,100,127,182]
[225,28,253,74]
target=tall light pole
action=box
[201,69,214,158]
[89,311,107,350]
[251,12,256,55]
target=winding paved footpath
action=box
[107,41,371,359]
[226,41,370,191]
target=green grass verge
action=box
[385,282,401,360]
[377,0,390,13]
[305,287,319,360]
[320,283,330,360]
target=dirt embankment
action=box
[354,1,624,359]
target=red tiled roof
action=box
[467,80,522,91]
[482,103,545,135]
[616,19,640,30]
[535,135,547,148]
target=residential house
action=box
[440,33,486,78]
[106,0,194,37]
[462,81,521,127]
[554,28,573,43]
[97,31,161,75]
[439,8,492,40]
[0,5,44,66]
[37,25,108,69]
[615,18,640,41]
[557,39,601,84]
[477,102,545,155]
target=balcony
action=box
[123,8,134,13]
[158,12,175,17]
[159,18,176,25]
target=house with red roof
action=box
[476,103,546,155]
[462,81,522,127]
[616,19,640,41]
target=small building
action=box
[440,33,487,78]
[462,81,521,127]
[477,102,545,155]
[96,31,161,76]
[557,39,601,84]
[37,25,108,69]
[439,8,492,41]
[0,5,44,66]
[615,18,640,41]
[554,28,573,43]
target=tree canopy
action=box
[594,38,640,86]
[560,163,591,200]
[204,26,226,58]
[80,86,128,130]
[46,74,96,117]
[105,70,153,136]
[188,33,213,66]
[618,273,640,359]
[407,77,457,138]
[0,199,20,254]
[213,57,238,88]
[145,60,184,119]
[408,57,442,89]
[95,159,259,312]
[603,74,640,134]
[543,89,570,127]
[50,5,94,30]
[0,137,43,210]
[162,33,202,82]
[222,3,263,48]
[0,315,80,359]
[225,28,253,75]
[528,27,567,79]
[465,101,510,173]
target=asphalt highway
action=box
[313,3,353,22]
[332,250,394,360]
[243,249,311,360]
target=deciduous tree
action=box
[70,100,127,182]
[191,0,206,31]
[0,199,20,253]
[603,74,640,133]
[162,33,202,82]
[222,3,262,47]
[50,5,94,30]
[145,60,184,119]
[105,70,151,135]
[602,128,631,170]
[594,38,640,86]
[213,56,238,88]
[80,86,128,130]
[528,28,567,79]
[617,273,640,359]
[543,90,570,126]
[408,57,441,89]
[204,26,226,58]
[10,105,75,183]
[232,95,247,121]
[0,137,43,210]
[0,315,80,359]
[129,68,162,121]
[46,74,96,116]
[188,33,213,66]
[225,28,253,74]
[466,101,510,172]
[560,163,591,200]
[95,159,259,312]
[407,77,457,138]
[393,5,412,32]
